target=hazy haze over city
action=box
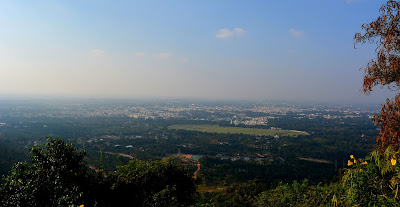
[0,0,394,103]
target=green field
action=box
[168,124,307,137]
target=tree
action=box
[0,137,103,206]
[0,137,196,206]
[355,0,400,151]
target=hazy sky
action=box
[0,0,395,103]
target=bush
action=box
[340,150,400,206]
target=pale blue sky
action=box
[0,0,394,103]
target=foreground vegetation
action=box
[0,137,195,207]
[192,150,400,206]
[3,137,400,206]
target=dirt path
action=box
[193,162,201,179]
[104,151,134,159]
[89,165,100,172]
[298,157,332,163]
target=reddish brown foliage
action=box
[374,94,400,151]
[355,1,400,151]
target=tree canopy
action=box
[0,137,196,207]
[355,0,400,151]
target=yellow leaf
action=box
[392,158,397,166]
[350,155,354,159]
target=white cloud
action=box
[135,52,146,57]
[153,52,172,59]
[216,27,246,39]
[233,28,245,35]
[91,49,105,55]
[289,29,304,38]
[216,28,234,38]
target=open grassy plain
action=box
[168,124,307,137]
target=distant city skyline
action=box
[0,0,395,104]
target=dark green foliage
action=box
[194,180,269,207]
[254,180,338,207]
[0,137,196,207]
[0,139,29,178]
[338,150,400,206]
[249,152,400,206]
[194,179,338,207]
[109,158,196,207]
[0,137,101,206]
[198,156,336,186]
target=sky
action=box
[0,0,395,103]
